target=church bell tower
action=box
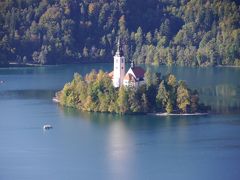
[113,38,125,88]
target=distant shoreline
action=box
[0,60,113,68]
[152,112,209,116]
[216,65,240,68]
[0,62,41,68]
[1,62,240,69]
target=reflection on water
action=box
[107,120,134,179]
[198,84,240,113]
[0,89,55,99]
[58,106,206,130]
[198,84,240,97]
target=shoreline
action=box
[53,97,209,116]
[1,62,240,69]
[0,60,113,68]
[153,112,209,116]
[52,97,60,103]
[216,65,240,68]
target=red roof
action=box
[131,67,145,78]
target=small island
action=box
[56,40,209,115]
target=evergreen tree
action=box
[156,80,168,110]
[141,93,149,113]
[144,69,152,88]
[128,88,141,113]
[166,100,173,113]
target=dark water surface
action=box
[0,64,240,180]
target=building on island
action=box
[109,39,145,88]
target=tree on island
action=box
[57,69,209,114]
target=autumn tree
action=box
[177,81,190,113]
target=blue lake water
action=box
[0,64,240,180]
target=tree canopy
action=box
[0,0,239,66]
[58,70,210,114]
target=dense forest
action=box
[0,0,239,66]
[58,70,209,114]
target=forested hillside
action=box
[0,0,239,66]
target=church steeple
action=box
[115,38,123,57]
[131,59,135,68]
[117,38,120,52]
[112,37,125,87]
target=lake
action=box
[0,64,240,180]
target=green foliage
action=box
[166,100,173,114]
[141,93,149,113]
[234,59,240,66]
[128,88,141,113]
[156,80,168,110]
[144,69,152,88]
[176,81,190,113]
[0,0,239,66]
[167,74,177,87]
[59,70,208,114]
[117,86,129,114]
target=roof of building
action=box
[124,73,136,82]
[131,66,145,78]
[108,71,114,79]
[109,66,145,83]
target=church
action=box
[109,39,145,88]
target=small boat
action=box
[0,80,4,84]
[43,124,53,130]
